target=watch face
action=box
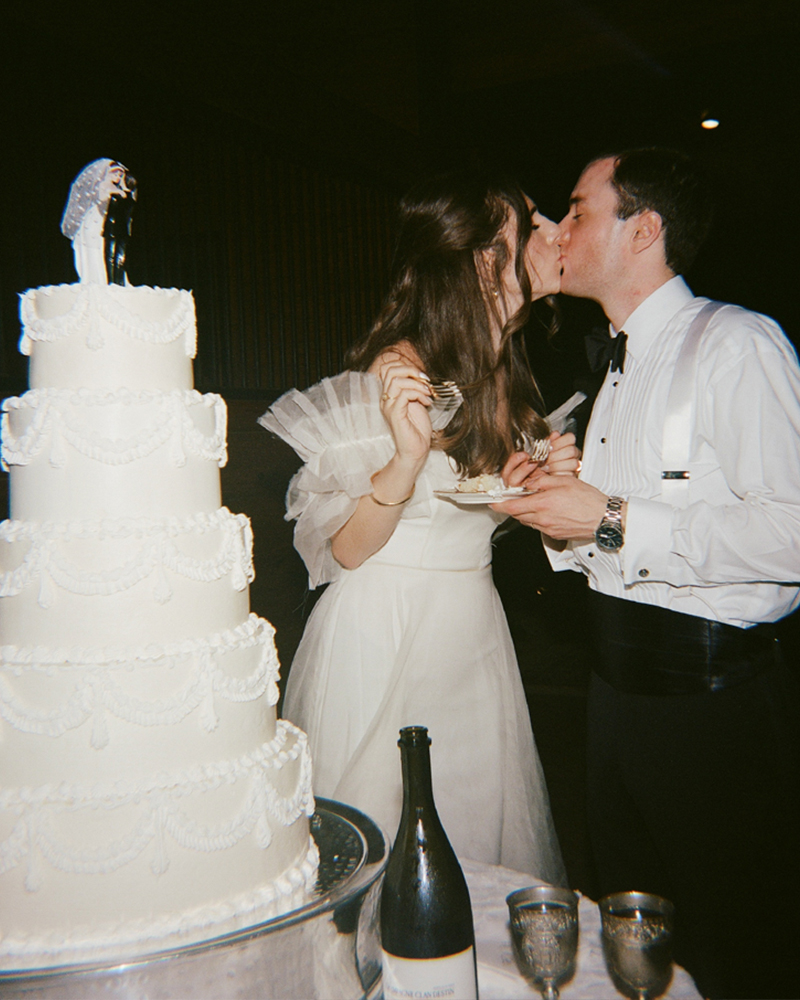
[596,522,623,551]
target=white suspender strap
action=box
[660,301,725,506]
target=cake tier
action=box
[3,389,226,520]
[0,719,316,967]
[20,284,196,390]
[0,613,279,788]
[0,508,253,646]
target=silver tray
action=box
[0,798,389,1000]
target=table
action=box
[461,859,703,1000]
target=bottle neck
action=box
[398,730,437,824]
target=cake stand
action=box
[0,798,389,1000]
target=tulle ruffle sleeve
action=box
[259,371,429,588]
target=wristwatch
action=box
[595,496,625,552]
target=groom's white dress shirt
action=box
[546,275,800,627]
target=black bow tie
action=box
[585,328,627,374]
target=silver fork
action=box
[428,379,463,408]
[528,437,552,463]
[416,374,463,409]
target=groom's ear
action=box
[629,210,663,255]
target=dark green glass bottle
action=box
[380,726,478,999]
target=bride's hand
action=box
[378,357,433,468]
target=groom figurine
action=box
[500,148,800,1000]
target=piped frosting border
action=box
[2,389,227,470]
[0,720,315,887]
[0,507,254,606]
[19,285,197,357]
[0,839,320,967]
[0,614,280,745]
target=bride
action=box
[261,171,578,882]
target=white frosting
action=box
[20,285,196,390]
[0,614,280,783]
[0,842,320,970]
[0,722,310,861]
[0,508,254,646]
[1,285,316,967]
[0,722,316,966]
[3,389,226,519]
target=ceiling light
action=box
[700,112,720,130]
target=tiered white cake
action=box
[0,282,317,968]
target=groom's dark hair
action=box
[596,147,714,274]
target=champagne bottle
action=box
[380,726,479,1000]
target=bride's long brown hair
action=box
[347,171,551,477]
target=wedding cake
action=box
[0,161,317,969]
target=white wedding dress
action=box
[260,372,566,884]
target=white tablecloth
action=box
[461,859,703,1000]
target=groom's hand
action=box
[493,475,608,541]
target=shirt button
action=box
[638,568,650,578]
[588,551,594,558]
[600,437,607,444]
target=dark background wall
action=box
[0,9,407,667]
[0,25,399,398]
[1,1,798,672]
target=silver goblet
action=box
[506,885,579,1000]
[599,891,675,1000]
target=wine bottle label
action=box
[381,946,478,1000]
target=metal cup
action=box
[506,885,579,1000]
[599,891,674,1000]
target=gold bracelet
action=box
[370,483,415,507]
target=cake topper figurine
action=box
[60,159,137,285]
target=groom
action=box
[500,148,800,999]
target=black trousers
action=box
[586,592,800,1000]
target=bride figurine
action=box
[60,158,137,284]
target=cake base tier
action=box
[0,800,388,1000]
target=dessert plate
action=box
[434,487,535,505]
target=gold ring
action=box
[381,392,390,402]
[576,460,583,473]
